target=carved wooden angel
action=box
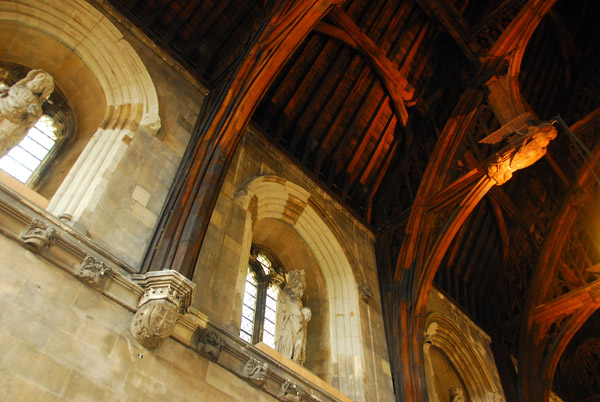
[0,69,54,157]
[275,269,311,365]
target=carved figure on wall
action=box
[450,387,466,402]
[275,269,311,365]
[278,380,305,402]
[196,328,225,361]
[21,218,58,252]
[242,357,269,386]
[76,255,111,289]
[0,69,54,157]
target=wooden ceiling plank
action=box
[162,0,207,44]
[142,0,172,29]
[358,110,394,184]
[297,45,352,136]
[327,78,378,178]
[182,0,249,62]
[281,40,341,131]
[398,20,431,78]
[345,92,388,176]
[269,35,324,107]
[365,121,399,214]
[387,2,419,66]
[313,62,371,174]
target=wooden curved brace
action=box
[317,6,414,125]
[484,0,558,125]
[519,109,600,402]
[146,0,342,277]
[389,86,490,401]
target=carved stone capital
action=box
[278,380,305,402]
[242,357,269,386]
[132,270,195,313]
[76,255,111,289]
[21,219,59,253]
[131,270,195,349]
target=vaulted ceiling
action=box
[108,0,600,401]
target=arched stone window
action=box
[233,176,366,400]
[240,245,286,347]
[1,0,160,224]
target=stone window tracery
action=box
[239,246,285,347]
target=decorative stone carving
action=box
[131,299,179,349]
[195,328,225,361]
[450,387,466,402]
[21,219,59,253]
[76,255,111,288]
[278,380,305,402]
[358,282,373,301]
[131,270,195,350]
[242,357,269,386]
[486,122,557,186]
[275,269,311,365]
[0,69,54,157]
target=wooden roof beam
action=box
[322,6,414,125]
[533,279,600,324]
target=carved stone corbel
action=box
[195,327,225,361]
[76,255,111,289]
[21,219,59,253]
[278,380,305,402]
[130,270,195,350]
[242,357,269,386]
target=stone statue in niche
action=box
[450,387,466,402]
[0,69,54,157]
[275,269,311,365]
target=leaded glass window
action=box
[239,246,285,347]
[0,115,59,184]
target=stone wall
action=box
[0,231,279,402]
[192,128,395,402]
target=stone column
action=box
[130,270,195,349]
